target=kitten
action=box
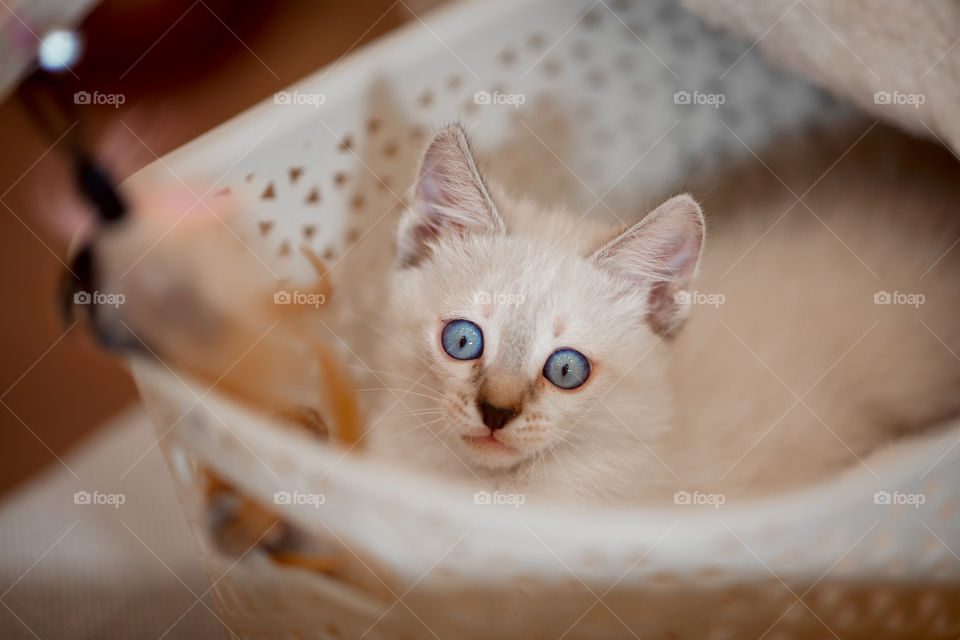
[365,124,702,506]
[365,123,960,505]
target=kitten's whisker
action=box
[416,425,448,463]
[354,387,444,402]
[344,309,439,371]
[342,363,444,397]
[537,448,550,479]
[317,319,444,439]
[519,447,548,483]
[340,358,443,393]
[390,416,446,438]
[555,435,586,455]
[549,444,565,468]
[377,409,444,422]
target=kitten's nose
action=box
[478,400,517,431]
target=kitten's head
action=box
[388,124,704,472]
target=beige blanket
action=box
[682,0,960,155]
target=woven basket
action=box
[126,0,960,637]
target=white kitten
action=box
[366,124,703,506]
[365,123,960,506]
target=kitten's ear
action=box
[591,194,705,336]
[396,124,505,267]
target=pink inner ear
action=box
[397,124,504,267]
[414,129,495,228]
[636,195,703,282]
[591,194,704,335]
[642,223,701,335]
[415,160,464,226]
[658,225,701,281]
[645,282,678,334]
[417,169,446,214]
[596,195,703,285]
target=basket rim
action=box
[133,356,960,583]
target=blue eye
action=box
[543,348,591,389]
[441,319,484,360]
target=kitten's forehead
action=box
[470,243,606,357]
[424,224,631,361]
[484,294,536,369]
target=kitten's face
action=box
[392,230,662,470]
[388,125,703,473]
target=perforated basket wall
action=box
[127,0,960,638]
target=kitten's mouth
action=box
[461,434,519,456]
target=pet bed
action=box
[125,0,960,637]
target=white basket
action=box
[126,0,960,637]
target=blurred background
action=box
[0,0,442,496]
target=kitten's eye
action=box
[441,319,484,360]
[543,348,591,390]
